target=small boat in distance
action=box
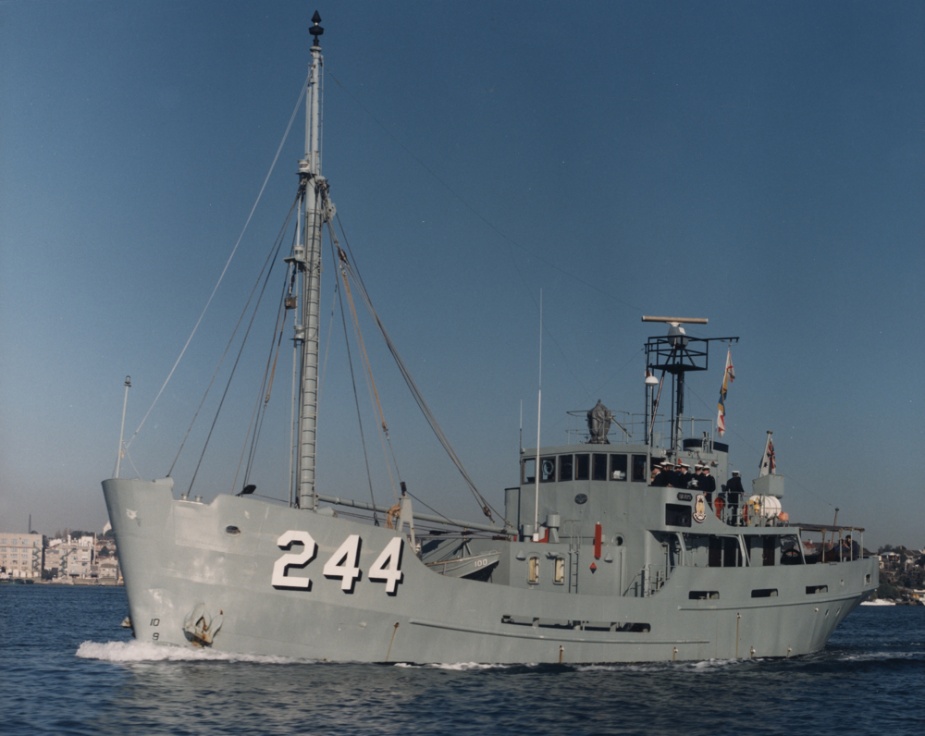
[103,13,877,663]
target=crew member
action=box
[651,461,671,487]
[725,470,745,525]
[700,464,717,507]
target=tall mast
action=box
[296,11,326,510]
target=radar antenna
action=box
[641,316,737,454]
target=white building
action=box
[0,532,44,580]
[55,534,97,579]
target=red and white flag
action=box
[759,431,776,476]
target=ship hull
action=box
[104,478,876,664]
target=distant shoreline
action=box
[0,579,123,587]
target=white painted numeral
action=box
[272,530,317,589]
[323,533,362,592]
[368,536,404,595]
[271,532,403,596]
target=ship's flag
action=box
[759,431,776,476]
[716,348,735,436]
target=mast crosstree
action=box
[641,316,738,455]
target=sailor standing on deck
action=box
[690,464,704,488]
[842,534,861,560]
[652,461,671,487]
[725,470,745,525]
[700,464,717,506]
[667,462,685,488]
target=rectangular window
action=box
[554,557,565,585]
[709,536,723,567]
[610,454,627,481]
[592,454,608,481]
[575,454,590,481]
[522,458,535,484]
[689,591,720,600]
[763,536,776,567]
[665,504,692,527]
[558,454,573,482]
[540,456,556,483]
[632,454,648,482]
[723,537,741,567]
[779,534,801,565]
[751,588,779,598]
[528,556,539,585]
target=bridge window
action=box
[575,454,590,481]
[522,458,535,484]
[593,453,608,481]
[632,454,648,482]
[558,454,573,481]
[540,457,556,483]
[610,454,627,481]
[521,456,563,484]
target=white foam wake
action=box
[75,639,304,664]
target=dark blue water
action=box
[2,585,923,735]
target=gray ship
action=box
[103,14,877,664]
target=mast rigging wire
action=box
[329,211,505,524]
[332,247,383,525]
[166,196,299,481]
[184,210,293,493]
[125,75,310,455]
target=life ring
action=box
[385,503,401,529]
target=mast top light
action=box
[310,11,324,45]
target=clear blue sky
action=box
[2,1,923,549]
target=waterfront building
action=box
[44,540,64,578]
[0,532,44,580]
[50,534,97,580]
